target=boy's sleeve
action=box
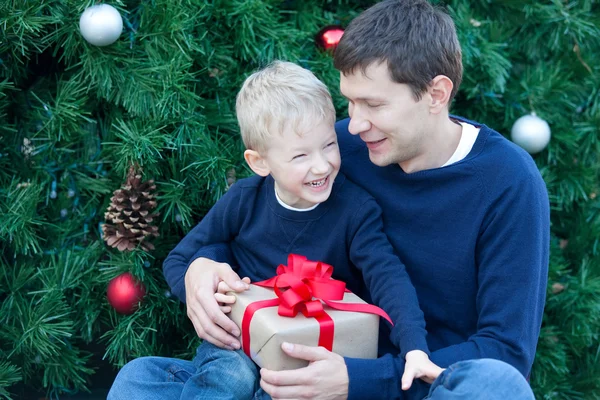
[344,166,550,400]
[190,243,236,269]
[348,198,429,358]
[163,183,243,303]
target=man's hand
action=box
[401,350,444,390]
[184,257,249,349]
[260,343,349,400]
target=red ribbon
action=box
[241,254,393,359]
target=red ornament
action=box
[316,25,344,50]
[107,272,146,314]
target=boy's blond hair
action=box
[236,61,336,153]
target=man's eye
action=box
[367,103,382,108]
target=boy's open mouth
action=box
[306,176,328,187]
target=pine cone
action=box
[103,166,160,252]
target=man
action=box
[112,1,549,399]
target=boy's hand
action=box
[401,350,444,390]
[184,258,250,350]
[214,277,251,313]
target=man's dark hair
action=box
[334,0,463,103]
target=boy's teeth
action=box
[308,178,326,187]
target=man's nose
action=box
[348,106,371,135]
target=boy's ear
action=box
[428,75,454,114]
[244,149,270,177]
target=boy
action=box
[162,61,441,398]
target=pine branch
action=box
[104,119,167,175]
[531,326,578,400]
[0,361,22,400]
[545,259,600,357]
[26,79,94,143]
[39,344,94,397]
[100,311,158,368]
[0,181,49,255]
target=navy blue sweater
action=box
[163,173,429,358]
[169,116,550,400]
[337,117,549,399]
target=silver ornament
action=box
[79,4,123,47]
[510,113,551,154]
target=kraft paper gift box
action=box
[228,283,381,371]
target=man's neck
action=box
[399,115,463,174]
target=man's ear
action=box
[428,75,454,114]
[244,149,270,177]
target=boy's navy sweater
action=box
[163,173,429,359]
[168,116,550,400]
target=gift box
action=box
[228,254,391,371]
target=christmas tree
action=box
[1,0,599,398]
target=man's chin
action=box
[368,152,392,167]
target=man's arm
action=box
[262,161,550,400]
[259,346,430,400]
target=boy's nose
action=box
[311,154,329,174]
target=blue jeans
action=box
[108,342,270,400]
[425,358,534,400]
[108,354,534,400]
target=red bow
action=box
[255,254,348,318]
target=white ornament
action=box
[510,113,551,154]
[79,4,123,47]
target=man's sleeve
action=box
[163,184,242,303]
[429,162,550,375]
[348,198,429,358]
[344,165,549,400]
[345,355,429,400]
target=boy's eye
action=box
[366,103,382,108]
[292,154,306,160]
[326,141,337,147]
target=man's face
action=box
[339,62,432,168]
[261,119,341,209]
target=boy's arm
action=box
[344,166,550,400]
[163,183,243,303]
[348,198,429,358]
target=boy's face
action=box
[261,119,341,209]
[339,62,433,168]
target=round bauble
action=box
[315,25,344,50]
[510,114,551,154]
[79,4,123,47]
[107,272,146,314]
